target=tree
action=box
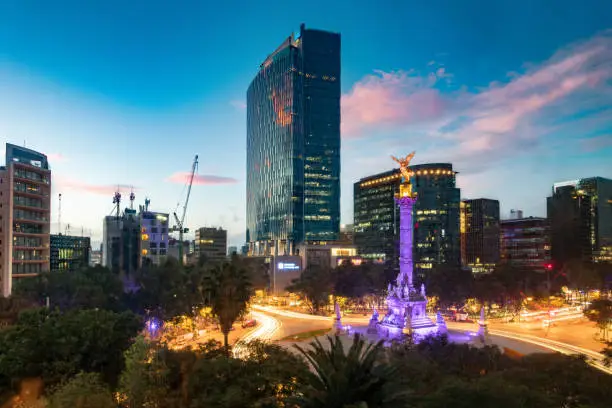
[201,258,252,352]
[292,334,406,407]
[48,372,115,408]
[0,308,142,390]
[133,258,200,321]
[424,265,472,308]
[584,298,612,341]
[286,265,332,314]
[12,266,125,312]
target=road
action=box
[250,305,612,374]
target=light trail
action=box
[233,310,282,358]
[257,305,611,375]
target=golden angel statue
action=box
[391,151,416,181]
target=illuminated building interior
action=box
[460,198,500,273]
[50,234,91,273]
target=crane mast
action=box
[173,155,198,264]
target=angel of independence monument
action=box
[374,152,439,340]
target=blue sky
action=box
[1,0,611,247]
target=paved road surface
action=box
[252,305,612,374]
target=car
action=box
[242,319,257,328]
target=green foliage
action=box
[12,266,125,312]
[424,265,473,308]
[201,258,252,351]
[286,265,332,314]
[584,298,612,340]
[133,258,202,321]
[0,308,142,389]
[292,334,405,408]
[48,372,116,408]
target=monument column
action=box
[396,194,417,288]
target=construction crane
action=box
[172,155,199,265]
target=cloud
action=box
[341,70,448,137]
[55,177,136,196]
[344,30,612,173]
[47,153,66,162]
[230,100,247,110]
[167,172,239,185]
[581,134,612,152]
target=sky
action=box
[0,0,611,248]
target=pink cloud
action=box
[230,100,247,110]
[47,153,66,162]
[581,134,612,152]
[341,70,447,137]
[55,177,136,196]
[167,172,238,185]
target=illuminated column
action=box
[395,194,417,288]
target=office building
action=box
[50,234,91,273]
[90,248,102,266]
[195,227,227,264]
[0,144,51,296]
[354,169,399,265]
[353,164,461,276]
[500,216,551,272]
[102,209,140,276]
[460,199,500,273]
[246,24,341,256]
[547,177,612,266]
[140,210,169,266]
[228,246,238,257]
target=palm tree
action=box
[202,258,252,354]
[292,334,406,408]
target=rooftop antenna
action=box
[145,197,151,212]
[113,190,122,221]
[65,223,71,236]
[129,187,135,210]
[58,193,62,235]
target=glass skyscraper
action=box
[246,24,341,256]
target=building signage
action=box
[277,262,300,271]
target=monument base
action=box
[376,290,437,341]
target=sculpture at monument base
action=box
[333,301,343,332]
[373,152,438,341]
[477,306,489,342]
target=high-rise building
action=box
[500,216,550,272]
[460,198,500,273]
[0,144,51,296]
[353,164,461,276]
[246,24,341,256]
[411,163,461,276]
[547,177,612,266]
[50,234,91,272]
[354,169,399,264]
[102,209,140,276]
[195,227,227,264]
[139,210,169,266]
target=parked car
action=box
[242,319,257,328]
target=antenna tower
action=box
[129,188,135,210]
[58,193,62,235]
[113,190,122,220]
[145,197,151,212]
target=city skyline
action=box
[1,1,611,247]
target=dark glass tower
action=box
[547,177,612,266]
[246,24,341,256]
[353,163,461,276]
[460,198,500,272]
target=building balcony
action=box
[13,189,50,199]
[13,204,50,212]
[13,230,47,236]
[13,175,50,186]
[13,246,48,251]
[12,273,41,278]
[14,217,49,224]
[12,259,47,264]
[14,161,51,174]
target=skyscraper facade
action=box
[500,216,551,272]
[460,198,500,273]
[50,234,91,273]
[353,164,461,276]
[354,169,400,264]
[411,163,461,276]
[0,144,51,296]
[547,177,612,266]
[246,24,341,256]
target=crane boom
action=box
[175,154,198,265]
